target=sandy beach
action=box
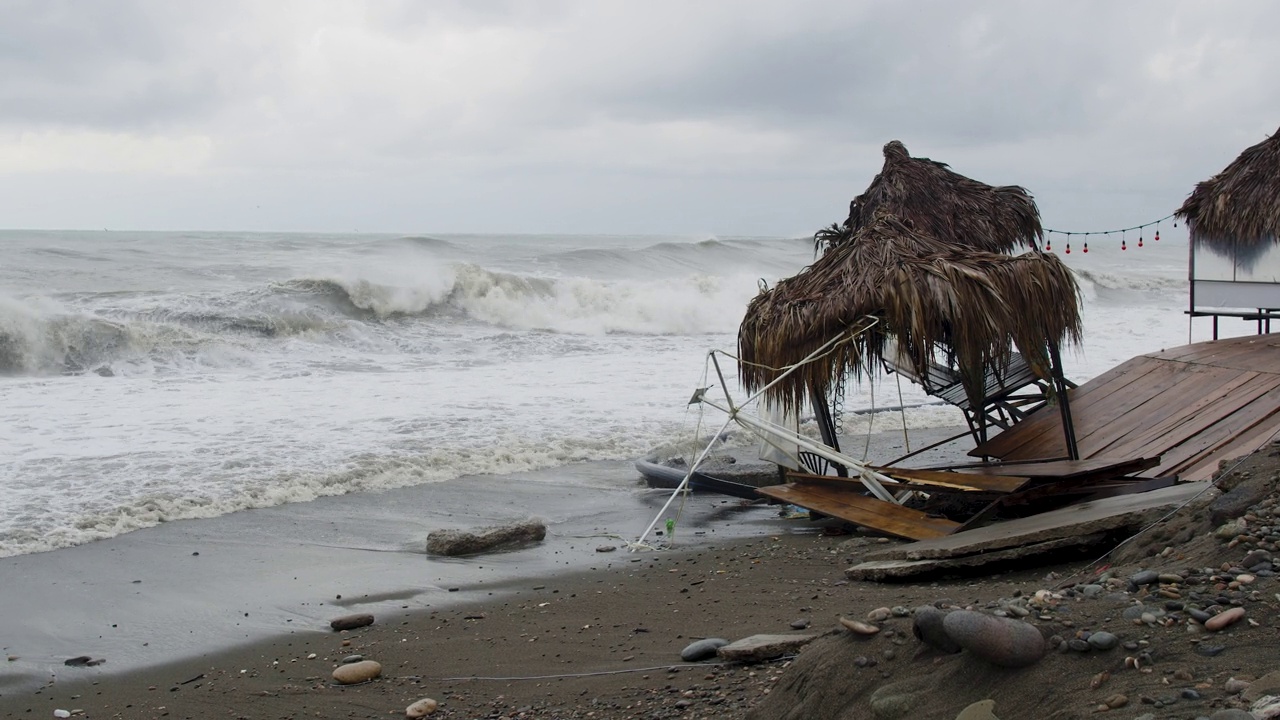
[6,430,1280,719]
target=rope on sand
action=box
[393,654,798,683]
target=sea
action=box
[0,229,1240,559]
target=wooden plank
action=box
[865,467,1029,494]
[1155,386,1280,477]
[979,355,1181,458]
[783,466,1024,491]
[755,484,960,540]
[1177,418,1280,482]
[1086,369,1263,460]
[855,481,1213,562]
[971,457,1160,480]
[999,359,1191,461]
[1099,373,1280,467]
[1071,365,1253,459]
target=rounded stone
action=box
[1205,607,1245,632]
[405,697,438,718]
[942,610,1046,668]
[867,607,892,622]
[680,638,728,662]
[332,660,382,685]
[1129,570,1160,586]
[329,614,375,631]
[840,617,880,636]
[1068,638,1090,652]
[911,606,959,654]
[1087,631,1119,651]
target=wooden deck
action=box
[972,334,1280,481]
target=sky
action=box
[0,0,1277,236]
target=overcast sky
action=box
[1,0,1276,236]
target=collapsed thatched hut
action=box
[1176,125,1280,272]
[738,141,1082,420]
[817,140,1043,256]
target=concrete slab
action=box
[857,481,1214,565]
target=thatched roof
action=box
[739,214,1081,411]
[1176,126,1280,267]
[815,140,1043,255]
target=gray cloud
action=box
[0,0,1277,234]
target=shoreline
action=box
[0,425,971,699]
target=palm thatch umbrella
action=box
[815,140,1043,255]
[738,141,1082,424]
[1176,126,1280,271]
[739,213,1081,413]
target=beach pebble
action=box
[1130,570,1160,586]
[341,654,364,664]
[839,617,880,636]
[953,698,999,720]
[680,638,728,662]
[942,610,1045,668]
[789,618,810,630]
[405,697,439,718]
[867,607,892,622]
[1205,607,1246,631]
[1225,677,1251,694]
[53,711,71,719]
[912,606,960,654]
[595,545,616,553]
[1088,631,1119,651]
[330,614,375,631]
[63,655,93,667]
[332,660,381,685]
[1105,694,1129,709]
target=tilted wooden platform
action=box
[972,334,1280,481]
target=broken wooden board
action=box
[755,484,960,540]
[845,481,1212,576]
[787,468,1027,494]
[972,334,1280,481]
[845,533,1109,581]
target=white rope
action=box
[894,369,911,454]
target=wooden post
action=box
[1046,341,1079,460]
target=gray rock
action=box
[680,638,728,662]
[1067,638,1090,652]
[912,606,960,654]
[717,633,819,662]
[426,520,547,556]
[1242,549,1273,568]
[330,614,375,631]
[595,545,616,553]
[1195,643,1226,657]
[1087,631,1119,651]
[1130,570,1160,586]
[789,618,810,630]
[943,610,1046,668]
[341,654,364,664]
[1211,483,1269,525]
[1080,584,1103,598]
[1189,608,1213,623]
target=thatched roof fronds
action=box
[815,141,1043,256]
[1176,126,1280,267]
[740,214,1082,412]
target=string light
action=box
[1042,213,1177,255]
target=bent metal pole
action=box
[630,319,889,550]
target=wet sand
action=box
[0,427,970,701]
